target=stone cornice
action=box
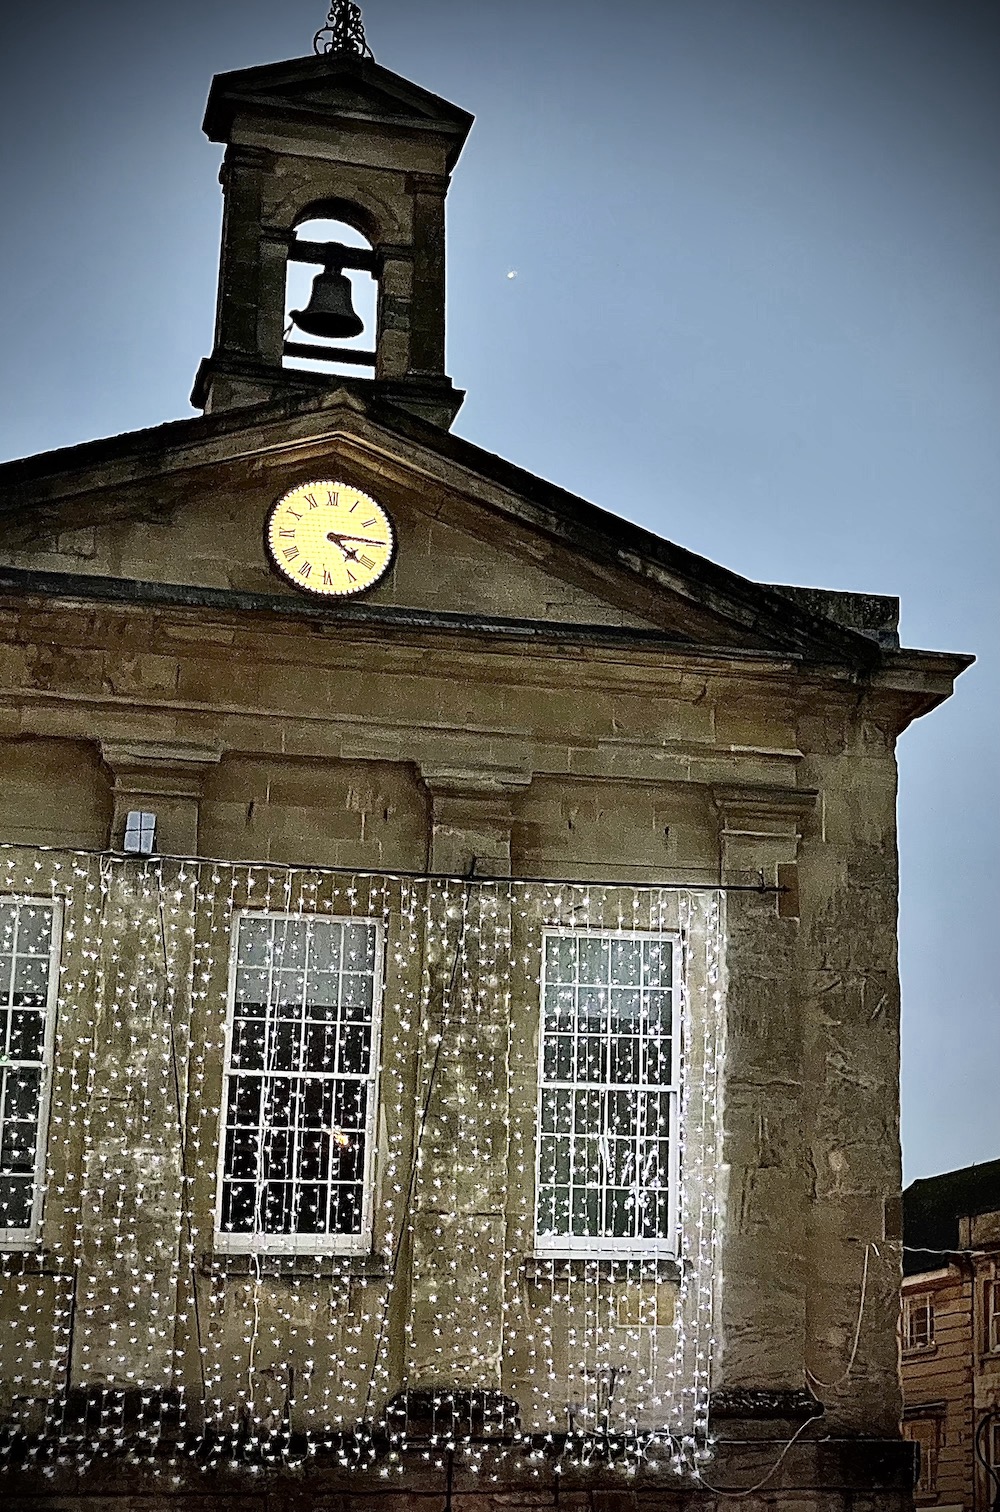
[418,762,533,800]
[711,783,819,834]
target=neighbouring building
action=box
[0,5,973,1510]
[902,1161,1000,1512]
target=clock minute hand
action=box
[327,532,388,547]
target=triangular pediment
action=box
[0,388,888,668]
[203,55,474,158]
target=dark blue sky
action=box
[0,1,997,1180]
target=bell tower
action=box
[191,3,473,429]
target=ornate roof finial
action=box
[314,0,374,60]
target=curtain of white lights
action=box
[0,848,725,1482]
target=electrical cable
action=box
[0,841,785,894]
[695,1414,819,1498]
[804,1241,874,1393]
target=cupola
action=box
[191,1,473,429]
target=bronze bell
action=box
[291,265,364,340]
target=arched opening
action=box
[283,216,378,378]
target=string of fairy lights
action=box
[0,844,726,1483]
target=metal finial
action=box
[314,1,373,59]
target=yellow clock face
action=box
[265,480,395,597]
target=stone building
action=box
[901,1161,1000,1512]
[0,8,972,1511]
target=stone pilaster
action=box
[74,863,198,1395]
[711,784,818,1402]
[402,764,531,1395]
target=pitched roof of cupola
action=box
[202,53,474,168]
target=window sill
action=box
[522,1255,681,1284]
[0,1240,52,1264]
[902,1343,938,1358]
[199,1252,390,1280]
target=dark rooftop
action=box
[903,1158,1000,1275]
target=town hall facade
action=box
[0,7,971,1509]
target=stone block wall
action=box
[0,584,917,1505]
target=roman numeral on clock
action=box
[278,529,295,539]
[283,546,299,561]
[358,553,375,570]
[300,561,312,578]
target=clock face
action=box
[265,480,395,598]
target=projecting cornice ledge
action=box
[100,740,225,781]
[711,783,819,834]
[712,785,818,900]
[418,762,534,799]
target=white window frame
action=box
[986,1277,1000,1353]
[0,896,62,1252]
[534,928,681,1259]
[903,1292,935,1352]
[214,910,384,1257]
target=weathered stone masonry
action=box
[0,29,972,1512]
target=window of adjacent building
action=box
[986,1278,1000,1353]
[903,1293,935,1352]
[215,913,383,1255]
[535,930,679,1256]
[903,1418,939,1496]
[0,899,60,1249]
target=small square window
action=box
[123,812,157,856]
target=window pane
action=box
[270,925,307,972]
[545,937,577,984]
[308,923,342,974]
[235,969,268,1009]
[343,924,376,972]
[13,908,52,958]
[9,1009,45,1062]
[645,989,672,1034]
[237,917,273,968]
[3,1067,41,1125]
[340,973,374,1012]
[577,937,609,985]
[642,940,672,990]
[0,1175,34,1229]
[610,939,642,987]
